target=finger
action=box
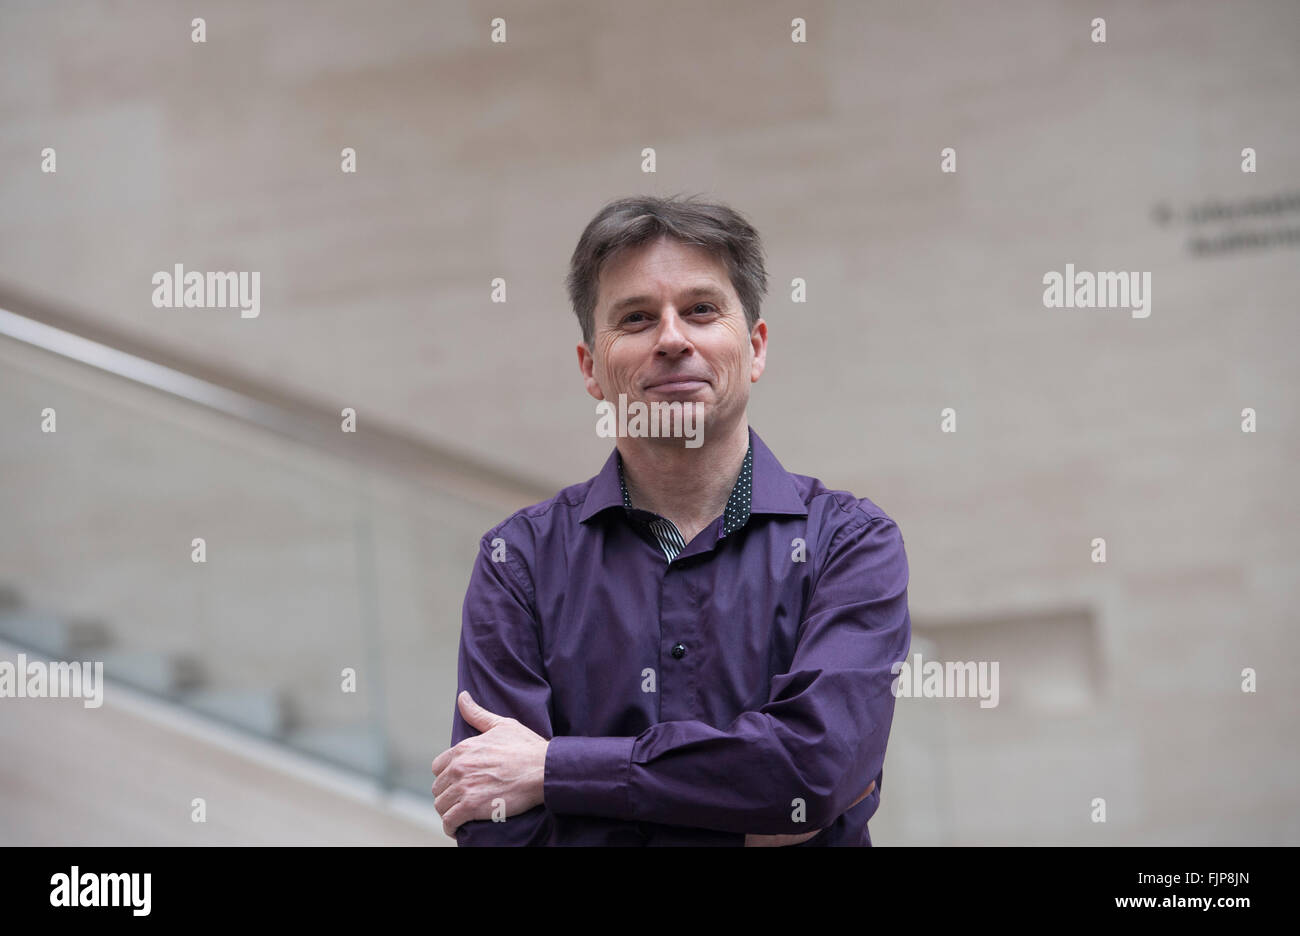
[746,828,823,847]
[442,800,472,837]
[431,747,454,775]
[458,690,499,731]
[432,760,456,798]
[433,775,464,815]
[849,780,877,809]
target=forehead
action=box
[596,237,732,309]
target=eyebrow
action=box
[607,285,729,317]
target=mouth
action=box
[645,379,709,394]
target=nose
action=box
[654,308,693,357]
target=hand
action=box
[743,780,876,847]
[432,691,550,838]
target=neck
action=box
[618,417,749,538]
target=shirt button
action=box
[671,643,687,659]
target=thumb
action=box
[458,690,499,731]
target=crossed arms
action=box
[433,688,877,844]
[433,514,910,846]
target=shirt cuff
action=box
[544,735,636,819]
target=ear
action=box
[749,319,768,382]
[577,341,606,401]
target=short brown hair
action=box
[565,193,769,347]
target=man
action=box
[432,194,911,845]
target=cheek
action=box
[602,357,630,383]
[717,350,748,384]
[593,344,619,381]
[597,359,635,391]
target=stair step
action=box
[0,609,109,657]
[289,726,388,778]
[183,688,286,738]
[98,649,202,698]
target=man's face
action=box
[577,235,767,443]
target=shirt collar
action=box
[579,426,808,527]
[619,436,752,536]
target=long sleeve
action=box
[449,534,561,845]
[544,514,911,835]
[451,535,694,845]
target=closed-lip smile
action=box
[646,375,709,391]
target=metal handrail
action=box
[0,284,554,514]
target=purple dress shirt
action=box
[449,426,911,846]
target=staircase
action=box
[0,584,404,785]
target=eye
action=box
[688,303,716,314]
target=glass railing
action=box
[0,306,546,798]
